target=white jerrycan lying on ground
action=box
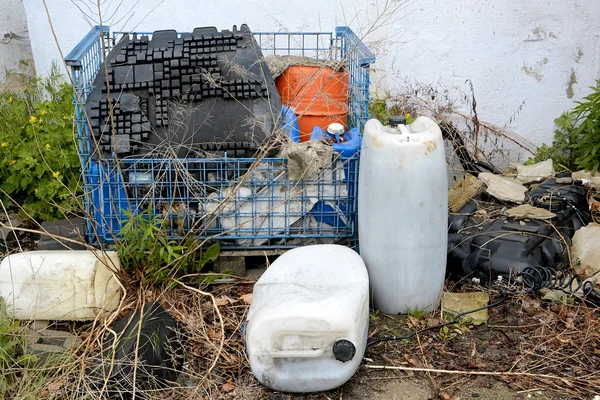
[245,244,369,393]
[0,250,121,320]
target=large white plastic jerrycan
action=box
[358,116,448,314]
[0,250,122,320]
[245,244,369,393]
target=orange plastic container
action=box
[276,66,349,142]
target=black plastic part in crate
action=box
[85,24,281,158]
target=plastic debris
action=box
[0,250,121,320]
[448,178,589,281]
[91,301,184,394]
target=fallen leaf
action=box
[440,392,458,400]
[565,317,575,330]
[519,297,541,311]
[407,316,421,329]
[222,378,235,393]
[404,355,424,368]
[240,293,253,304]
[557,304,569,320]
[215,295,237,306]
[46,378,66,395]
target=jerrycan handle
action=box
[270,348,327,358]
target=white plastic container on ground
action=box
[0,250,122,320]
[245,244,369,393]
[358,117,448,314]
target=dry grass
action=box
[365,287,600,399]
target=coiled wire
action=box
[519,266,600,303]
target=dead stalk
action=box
[176,281,226,382]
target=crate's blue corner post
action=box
[335,26,376,67]
[335,26,376,132]
[66,25,110,246]
[65,25,109,68]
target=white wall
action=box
[22,0,350,76]
[20,0,600,150]
[0,0,34,90]
[373,0,600,148]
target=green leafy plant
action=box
[405,306,428,320]
[0,68,80,220]
[527,112,578,169]
[571,82,600,171]
[438,312,472,342]
[369,92,416,125]
[117,206,220,287]
[0,297,37,394]
[529,81,600,172]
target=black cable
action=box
[439,121,501,176]
[366,288,508,348]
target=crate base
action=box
[214,249,287,276]
[214,255,246,277]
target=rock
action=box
[572,223,600,280]
[38,218,86,250]
[504,204,556,220]
[21,326,82,363]
[478,173,527,203]
[31,320,51,331]
[29,343,67,358]
[442,292,490,325]
[214,255,246,276]
[448,174,484,212]
[515,159,554,183]
[0,217,22,243]
[37,328,82,349]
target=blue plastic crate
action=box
[65,25,374,249]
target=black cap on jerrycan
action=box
[388,115,407,128]
[332,339,356,363]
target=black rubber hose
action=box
[366,289,507,348]
[439,120,501,176]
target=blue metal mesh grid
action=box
[65,26,374,248]
[89,156,358,247]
